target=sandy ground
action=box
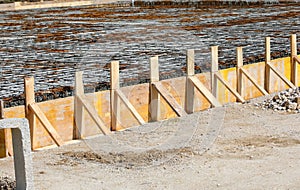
[1,95,300,189]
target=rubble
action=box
[256,88,300,113]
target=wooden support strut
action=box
[211,46,219,97]
[265,37,271,93]
[153,82,187,117]
[77,95,110,135]
[24,77,64,148]
[185,49,221,110]
[211,46,245,103]
[0,100,12,156]
[189,76,221,107]
[267,61,296,89]
[29,103,64,146]
[115,89,145,125]
[110,61,145,130]
[214,72,245,103]
[294,56,300,64]
[264,37,296,91]
[110,61,120,131]
[185,49,195,113]
[236,47,244,98]
[74,71,84,139]
[236,47,268,96]
[74,71,110,135]
[149,56,160,121]
[291,34,297,86]
[149,56,187,120]
[24,77,36,149]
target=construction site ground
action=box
[1,94,300,189]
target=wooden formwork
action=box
[0,35,299,157]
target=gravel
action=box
[255,87,300,113]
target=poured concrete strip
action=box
[0,118,34,190]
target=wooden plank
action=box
[240,68,268,96]
[29,103,64,146]
[150,56,159,83]
[153,82,187,117]
[116,89,145,125]
[74,71,84,139]
[110,61,120,90]
[0,100,12,156]
[189,76,222,107]
[236,47,244,98]
[0,100,3,119]
[110,61,120,131]
[3,129,12,157]
[186,49,195,76]
[294,56,300,64]
[267,62,296,89]
[211,46,219,97]
[291,34,297,86]
[185,49,195,113]
[78,95,111,135]
[265,37,271,92]
[149,56,160,121]
[24,77,36,149]
[215,72,245,103]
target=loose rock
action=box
[256,88,300,113]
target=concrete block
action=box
[0,118,34,190]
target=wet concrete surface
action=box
[0,2,299,107]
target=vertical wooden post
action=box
[265,37,271,93]
[0,100,3,119]
[74,71,84,139]
[236,47,244,99]
[291,34,297,86]
[211,46,219,99]
[185,49,195,114]
[110,61,120,131]
[149,56,160,121]
[0,100,11,156]
[24,77,36,150]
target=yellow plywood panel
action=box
[0,55,298,157]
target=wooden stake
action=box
[0,100,3,119]
[24,77,36,150]
[185,49,195,113]
[110,61,120,131]
[265,37,271,93]
[74,71,84,139]
[291,34,297,86]
[149,56,160,121]
[0,100,12,156]
[211,46,219,98]
[236,47,244,99]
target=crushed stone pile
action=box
[0,176,15,190]
[255,88,300,113]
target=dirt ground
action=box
[1,94,300,189]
